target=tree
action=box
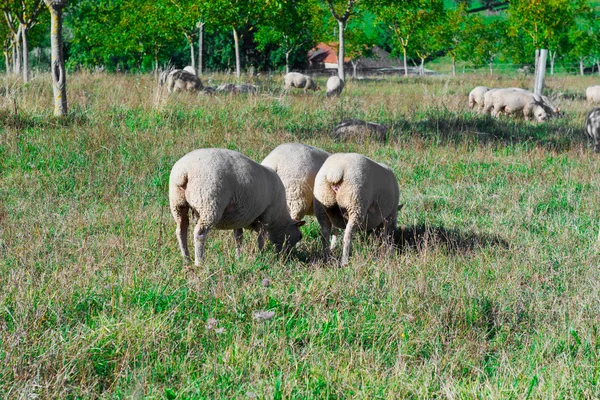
[410,0,445,75]
[44,0,67,116]
[441,2,468,76]
[567,16,597,76]
[375,0,436,77]
[344,11,380,78]
[324,0,359,81]
[462,16,505,75]
[256,0,322,73]
[507,0,581,74]
[0,15,10,72]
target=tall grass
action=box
[1,72,599,398]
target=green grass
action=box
[1,72,600,398]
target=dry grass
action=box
[1,71,600,398]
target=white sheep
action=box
[183,66,197,75]
[169,148,305,266]
[483,88,548,122]
[468,86,490,112]
[587,86,600,104]
[314,153,400,265]
[326,76,344,97]
[261,143,331,254]
[284,72,320,92]
[585,108,600,153]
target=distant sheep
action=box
[326,76,344,97]
[262,143,331,254]
[587,86,600,103]
[483,88,548,122]
[183,66,197,75]
[333,120,388,143]
[585,108,600,153]
[469,86,490,112]
[164,69,203,93]
[284,72,319,92]
[216,83,258,94]
[169,148,305,266]
[314,153,400,265]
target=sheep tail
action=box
[326,166,344,185]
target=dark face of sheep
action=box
[272,220,305,252]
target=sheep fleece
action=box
[587,86,600,103]
[284,72,318,91]
[314,153,399,230]
[261,143,330,220]
[469,86,490,111]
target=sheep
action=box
[585,108,600,153]
[313,153,400,265]
[183,66,197,75]
[333,120,388,143]
[587,86,600,104]
[165,69,203,93]
[483,88,548,122]
[326,76,344,97]
[284,72,320,92]
[468,86,490,112]
[216,83,258,94]
[261,143,331,254]
[169,148,305,266]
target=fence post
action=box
[534,49,547,96]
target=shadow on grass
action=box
[0,107,89,130]
[394,224,509,254]
[391,110,583,152]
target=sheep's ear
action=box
[294,220,306,227]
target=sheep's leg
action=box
[257,230,266,251]
[330,232,338,250]
[341,219,357,266]
[234,229,244,257]
[174,206,191,264]
[193,223,209,267]
[315,201,333,259]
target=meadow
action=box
[1,71,600,398]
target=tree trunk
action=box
[596,60,600,76]
[451,56,456,76]
[189,38,195,71]
[154,50,159,76]
[580,57,584,76]
[549,50,556,75]
[352,60,357,79]
[233,27,241,78]
[198,22,203,75]
[22,27,29,82]
[285,51,290,74]
[420,58,424,76]
[12,44,16,74]
[403,46,408,77]
[337,20,345,81]
[489,62,493,75]
[4,50,10,74]
[46,2,67,117]
[13,27,22,74]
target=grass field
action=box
[1,72,600,398]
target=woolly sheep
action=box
[216,83,258,94]
[165,69,203,93]
[261,143,331,254]
[333,120,388,143]
[284,72,320,92]
[585,108,600,153]
[183,66,197,75]
[468,86,490,112]
[326,76,344,97]
[314,153,400,265]
[483,88,548,122]
[169,148,305,266]
[587,86,600,103]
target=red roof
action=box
[308,42,351,64]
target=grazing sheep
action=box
[183,66,197,75]
[216,83,258,94]
[585,108,600,153]
[169,148,305,266]
[314,153,400,265]
[165,69,203,93]
[326,76,345,97]
[587,86,600,103]
[469,86,490,112]
[333,120,388,143]
[261,143,331,254]
[284,72,320,92]
[483,88,548,122]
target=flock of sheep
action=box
[169,144,400,266]
[470,85,600,152]
[163,68,600,266]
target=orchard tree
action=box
[1,15,10,72]
[256,0,322,73]
[323,0,360,81]
[410,0,445,75]
[463,17,505,75]
[44,0,67,116]
[441,2,468,76]
[375,0,437,77]
[344,14,378,78]
[568,14,598,75]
